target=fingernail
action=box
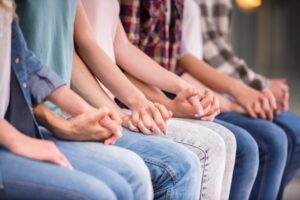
[164,127,168,135]
[118,131,123,137]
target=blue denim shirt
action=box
[11,20,65,108]
[0,20,66,190]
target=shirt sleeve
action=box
[28,67,65,105]
[119,0,141,46]
[199,1,269,90]
[14,21,66,105]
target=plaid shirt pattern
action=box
[196,0,269,90]
[120,0,184,73]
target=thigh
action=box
[176,118,236,157]
[43,134,146,200]
[44,132,150,184]
[168,118,227,161]
[115,128,201,190]
[0,148,116,200]
[218,112,288,152]
[166,119,228,200]
[274,112,300,144]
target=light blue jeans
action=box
[0,129,153,200]
[115,129,202,200]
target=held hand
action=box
[231,82,275,120]
[167,88,219,121]
[268,79,289,112]
[218,94,246,114]
[9,136,73,169]
[69,107,122,144]
[99,111,123,145]
[198,89,220,121]
[166,88,200,118]
[130,101,171,135]
[121,114,139,132]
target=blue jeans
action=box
[217,112,288,200]
[215,119,259,200]
[115,130,202,200]
[0,129,155,200]
[273,112,300,199]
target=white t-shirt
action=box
[0,0,13,118]
[82,0,119,62]
[82,0,121,99]
[181,0,203,60]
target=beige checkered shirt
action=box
[195,0,269,90]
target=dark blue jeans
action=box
[273,112,300,199]
[214,119,259,200]
[217,112,288,200]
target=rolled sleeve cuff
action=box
[28,67,66,105]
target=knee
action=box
[164,143,202,186]
[235,127,259,170]
[59,175,119,200]
[205,130,227,160]
[260,123,288,155]
[221,127,237,151]
[114,149,153,200]
[81,184,117,200]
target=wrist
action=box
[228,80,244,97]
[126,94,149,110]
[6,133,28,152]
[50,119,74,140]
[174,80,192,94]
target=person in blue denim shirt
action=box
[1,21,134,200]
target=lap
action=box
[218,112,287,145]
[115,128,200,185]
[274,112,300,142]
[0,147,117,200]
[42,130,149,181]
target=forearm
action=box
[76,38,148,108]
[125,72,171,106]
[0,119,29,150]
[47,85,94,117]
[115,22,190,94]
[33,104,73,139]
[178,54,241,95]
[71,51,125,118]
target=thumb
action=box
[177,88,198,101]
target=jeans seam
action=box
[173,139,209,198]
[3,180,87,200]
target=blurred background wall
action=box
[231,0,300,114]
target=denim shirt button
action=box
[15,57,20,64]
[22,82,27,88]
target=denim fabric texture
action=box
[217,112,288,200]
[115,130,202,200]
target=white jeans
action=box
[166,119,236,200]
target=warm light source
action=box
[236,0,262,10]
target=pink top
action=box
[82,0,119,62]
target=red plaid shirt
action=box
[120,0,184,73]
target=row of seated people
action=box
[0,0,298,199]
